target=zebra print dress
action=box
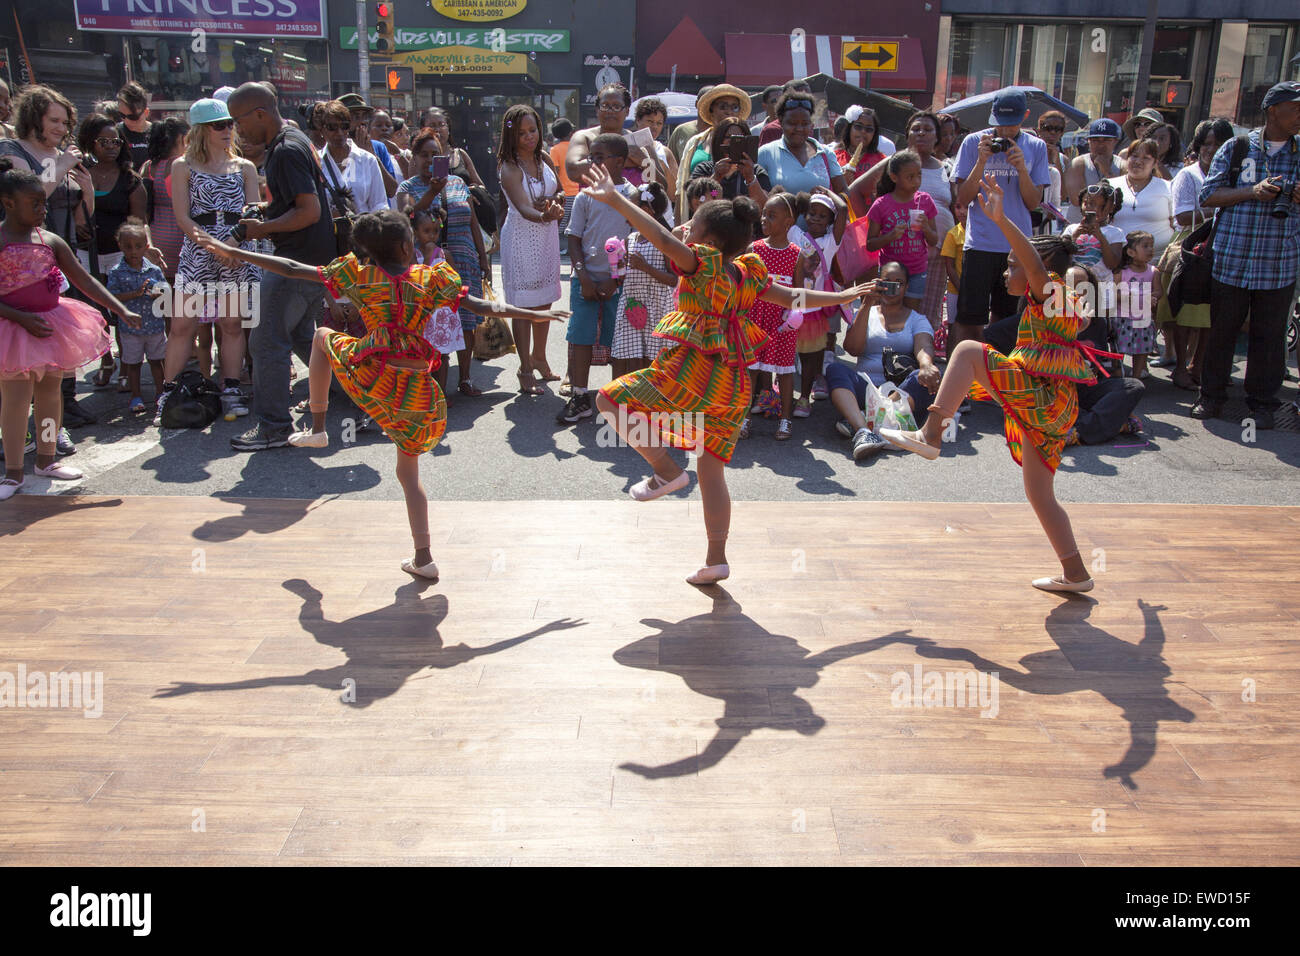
[176,168,261,291]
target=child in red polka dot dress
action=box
[744,192,804,440]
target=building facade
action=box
[935,1,1300,138]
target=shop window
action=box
[1240,25,1290,127]
[129,37,329,109]
[947,22,1012,103]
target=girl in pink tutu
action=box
[0,157,133,500]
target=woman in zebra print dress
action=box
[159,99,261,420]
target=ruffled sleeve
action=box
[317,253,363,300]
[414,260,468,312]
[735,252,772,300]
[671,242,720,283]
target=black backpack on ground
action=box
[160,370,222,429]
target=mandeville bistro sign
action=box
[433,0,527,22]
[392,45,540,78]
[340,27,568,53]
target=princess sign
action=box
[73,0,327,39]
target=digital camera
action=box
[1270,179,1297,220]
[230,204,267,244]
[989,137,1015,154]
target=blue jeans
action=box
[250,270,319,433]
[824,362,931,425]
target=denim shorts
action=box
[566,275,619,347]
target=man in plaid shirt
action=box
[1193,81,1300,427]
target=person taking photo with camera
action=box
[951,90,1052,354]
[1191,81,1300,429]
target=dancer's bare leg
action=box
[1021,448,1090,582]
[307,327,333,433]
[696,451,730,569]
[395,448,433,568]
[595,392,683,482]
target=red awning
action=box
[647,16,725,77]
[724,34,928,91]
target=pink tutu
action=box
[0,297,111,380]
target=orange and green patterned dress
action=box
[600,244,770,463]
[971,274,1109,472]
[318,254,466,456]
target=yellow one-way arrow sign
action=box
[842,41,899,72]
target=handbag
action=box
[835,214,879,285]
[320,153,358,258]
[1166,134,1250,314]
[880,347,919,386]
[472,280,516,359]
[159,370,222,429]
[468,183,498,236]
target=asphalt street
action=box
[14,263,1300,506]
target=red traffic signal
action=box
[1164,80,1192,108]
[374,2,396,57]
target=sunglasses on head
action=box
[783,98,814,112]
[1084,183,1115,197]
[205,120,234,131]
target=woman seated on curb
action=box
[826,260,940,461]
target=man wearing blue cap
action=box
[1063,118,1126,224]
[1192,81,1300,428]
[951,89,1052,347]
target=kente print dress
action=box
[0,237,111,380]
[970,274,1110,472]
[600,244,770,463]
[317,254,467,455]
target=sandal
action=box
[532,360,561,382]
[457,381,484,397]
[91,365,113,388]
[517,371,544,395]
[117,375,130,393]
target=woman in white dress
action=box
[497,105,564,393]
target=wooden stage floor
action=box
[1,495,1297,866]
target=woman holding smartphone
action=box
[397,127,491,397]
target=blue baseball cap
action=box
[989,90,1029,126]
[1087,118,1122,139]
[189,98,231,126]
[1262,81,1300,110]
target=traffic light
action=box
[1164,80,1193,108]
[373,2,396,59]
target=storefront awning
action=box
[647,17,725,77]
[724,34,927,91]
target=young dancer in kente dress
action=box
[880,177,1118,593]
[581,164,869,585]
[198,209,567,580]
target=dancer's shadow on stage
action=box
[154,577,585,707]
[191,494,349,543]
[910,598,1194,790]
[0,496,123,536]
[613,589,921,778]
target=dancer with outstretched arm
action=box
[198,209,567,581]
[880,176,1118,593]
[579,164,870,585]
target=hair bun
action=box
[1058,234,1078,257]
[0,156,13,174]
[732,195,761,225]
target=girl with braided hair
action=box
[881,176,1119,593]
[197,209,567,580]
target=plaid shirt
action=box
[1198,130,1300,289]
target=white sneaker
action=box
[287,429,328,448]
[220,386,248,421]
[851,428,886,461]
[0,477,23,501]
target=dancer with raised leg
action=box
[580,164,869,585]
[198,209,567,580]
[880,176,1116,593]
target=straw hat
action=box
[696,84,751,126]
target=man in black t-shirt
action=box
[226,82,336,451]
[116,82,152,172]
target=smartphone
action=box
[878,280,902,296]
[726,135,759,165]
[431,155,451,179]
[1082,211,1097,226]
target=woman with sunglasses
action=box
[1118,108,1164,161]
[160,98,261,422]
[78,113,151,390]
[835,106,887,181]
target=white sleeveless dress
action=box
[500,161,562,308]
